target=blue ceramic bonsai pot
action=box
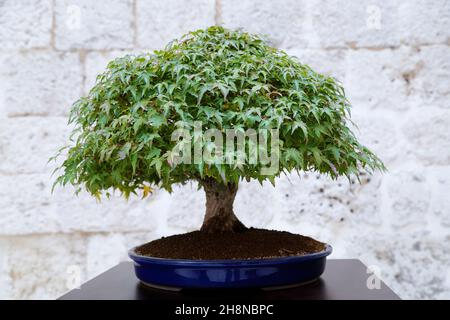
[128,244,332,290]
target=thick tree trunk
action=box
[200,178,247,233]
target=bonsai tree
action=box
[53,26,384,234]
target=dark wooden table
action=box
[59,259,400,300]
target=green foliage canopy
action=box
[53,26,384,198]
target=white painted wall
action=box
[0,0,449,299]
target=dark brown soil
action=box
[135,228,326,260]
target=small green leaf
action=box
[149,114,165,128]
[311,147,323,166]
[133,118,144,133]
[131,153,138,174]
[118,142,132,160]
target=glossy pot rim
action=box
[128,243,332,266]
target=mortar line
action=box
[50,0,56,49]
[0,42,447,55]
[79,49,87,95]
[132,0,138,48]
[215,0,223,26]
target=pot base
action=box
[139,277,319,292]
[129,245,332,289]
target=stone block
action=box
[0,51,82,116]
[0,0,52,49]
[55,0,134,50]
[136,0,215,49]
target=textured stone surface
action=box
[221,0,308,49]
[166,182,205,231]
[411,46,450,109]
[0,173,159,235]
[85,231,158,280]
[384,167,430,228]
[344,47,418,111]
[234,180,275,228]
[403,109,450,165]
[54,0,134,50]
[304,0,402,49]
[222,0,450,49]
[428,167,450,228]
[272,172,383,242]
[136,0,215,49]
[86,233,128,279]
[397,0,450,46]
[3,234,86,299]
[0,117,72,174]
[346,231,450,299]
[0,0,52,49]
[0,51,82,117]
[0,239,12,299]
[0,0,449,300]
[351,110,400,165]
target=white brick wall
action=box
[54,0,135,50]
[0,51,82,116]
[0,0,52,49]
[136,0,215,49]
[0,0,449,299]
